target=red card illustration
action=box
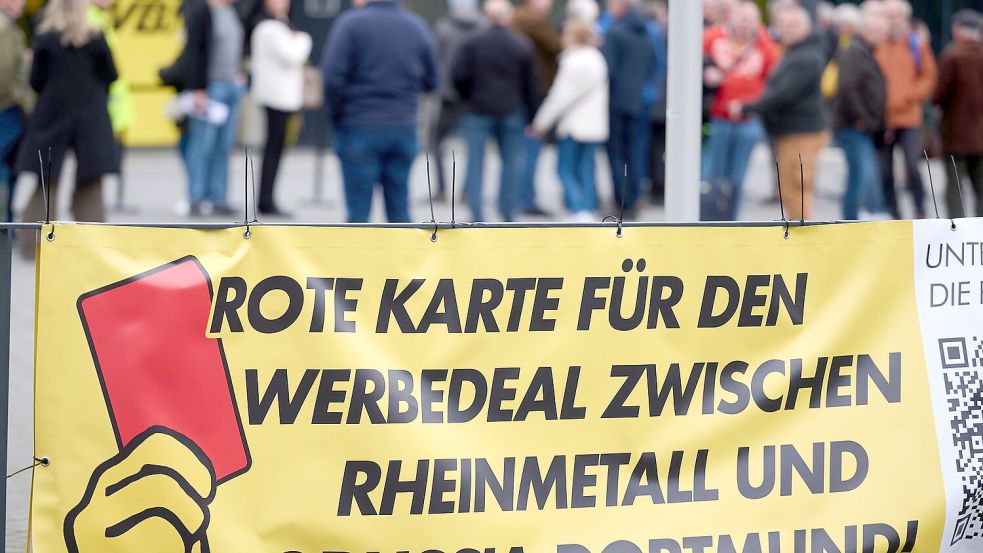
[77,256,250,482]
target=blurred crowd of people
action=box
[705,0,983,221]
[0,0,981,226]
[321,0,671,223]
[0,0,132,231]
[0,0,315,227]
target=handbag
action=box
[302,66,324,110]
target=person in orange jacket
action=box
[874,0,936,219]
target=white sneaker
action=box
[858,210,893,221]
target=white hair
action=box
[834,4,862,30]
[484,0,513,23]
[884,0,912,17]
[782,5,813,35]
[859,0,883,17]
[566,0,600,24]
[817,1,834,22]
[448,0,479,13]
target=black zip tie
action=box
[243,148,251,238]
[37,151,48,224]
[775,151,789,239]
[249,148,259,225]
[949,155,965,228]
[923,151,943,225]
[450,150,457,227]
[424,152,438,242]
[243,147,253,239]
[46,148,54,240]
[603,164,628,238]
[7,457,49,479]
[38,149,55,241]
[798,153,804,227]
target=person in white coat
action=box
[250,0,311,215]
[530,19,609,221]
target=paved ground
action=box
[3,142,956,550]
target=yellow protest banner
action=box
[29,221,983,552]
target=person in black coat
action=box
[832,12,890,220]
[733,6,827,220]
[159,0,210,169]
[603,0,655,218]
[177,0,213,95]
[16,0,117,239]
[453,0,539,222]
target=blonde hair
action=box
[38,0,98,48]
[563,18,595,46]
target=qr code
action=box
[940,337,983,545]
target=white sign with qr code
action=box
[914,218,983,552]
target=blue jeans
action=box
[185,81,244,207]
[335,126,416,223]
[607,111,648,211]
[0,107,23,221]
[557,138,598,214]
[836,127,886,220]
[703,117,763,219]
[519,133,540,211]
[461,112,524,221]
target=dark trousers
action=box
[607,110,648,212]
[260,107,291,212]
[946,154,983,218]
[836,127,886,220]
[335,125,416,223]
[0,107,24,222]
[20,175,105,257]
[650,120,666,202]
[460,112,524,222]
[431,100,464,197]
[877,128,926,218]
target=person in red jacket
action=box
[702,1,779,219]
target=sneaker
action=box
[522,205,552,217]
[189,202,204,217]
[859,210,893,221]
[569,211,596,223]
[259,205,292,218]
[211,204,239,217]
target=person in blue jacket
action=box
[602,0,655,219]
[320,0,439,223]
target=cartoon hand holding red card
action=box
[65,258,251,552]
